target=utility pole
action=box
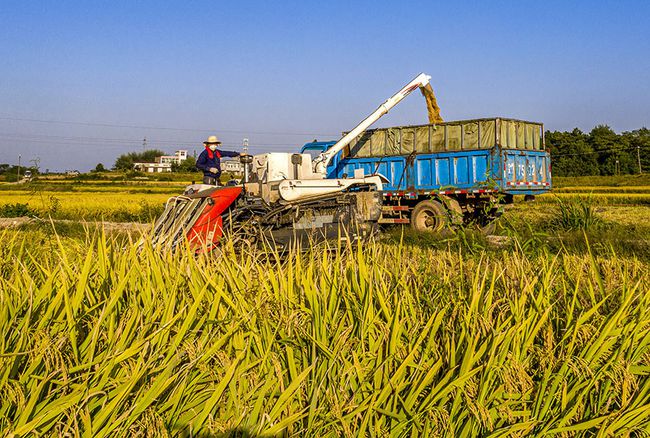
[638,145,643,174]
[17,154,21,181]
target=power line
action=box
[0,136,305,154]
[551,145,649,157]
[0,115,338,137]
[0,138,302,152]
[552,151,605,157]
[0,131,317,147]
[0,132,178,145]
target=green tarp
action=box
[345,118,543,157]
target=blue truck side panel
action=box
[301,142,552,195]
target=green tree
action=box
[93,163,106,172]
[171,156,197,173]
[547,128,599,176]
[0,165,38,182]
[623,128,650,174]
[588,125,634,175]
[547,125,647,176]
[113,149,166,171]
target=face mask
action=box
[209,145,217,151]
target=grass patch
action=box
[0,202,38,217]
[551,196,603,231]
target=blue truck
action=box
[301,117,552,231]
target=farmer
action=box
[196,135,241,185]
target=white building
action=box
[133,149,188,173]
[157,150,188,165]
[133,162,172,173]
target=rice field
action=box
[536,177,650,206]
[536,192,650,206]
[0,176,649,435]
[0,178,194,221]
[2,177,650,222]
[0,190,170,222]
[1,229,649,436]
[554,186,650,194]
[1,189,647,222]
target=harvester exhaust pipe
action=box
[291,153,303,178]
[240,154,253,183]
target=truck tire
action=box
[472,209,501,235]
[477,218,497,235]
[411,200,449,233]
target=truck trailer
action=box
[301,118,552,232]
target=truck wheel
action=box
[411,200,449,233]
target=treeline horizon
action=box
[3,124,649,178]
[546,125,649,177]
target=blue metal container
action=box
[302,118,552,197]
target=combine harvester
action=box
[151,73,552,252]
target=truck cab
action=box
[301,141,338,177]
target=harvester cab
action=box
[149,73,434,253]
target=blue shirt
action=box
[196,148,239,178]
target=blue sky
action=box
[1,0,649,171]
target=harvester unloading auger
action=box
[150,73,440,252]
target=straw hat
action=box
[203,135,222,145]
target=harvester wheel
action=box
[411,200,449,233]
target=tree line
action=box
[113,150,197,172]
[0,164,38,182]
[547,125,649,177]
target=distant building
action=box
[157,150,188,165]
[221,159,244,173]
[133,149,188,173]
[133,162,172,173]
